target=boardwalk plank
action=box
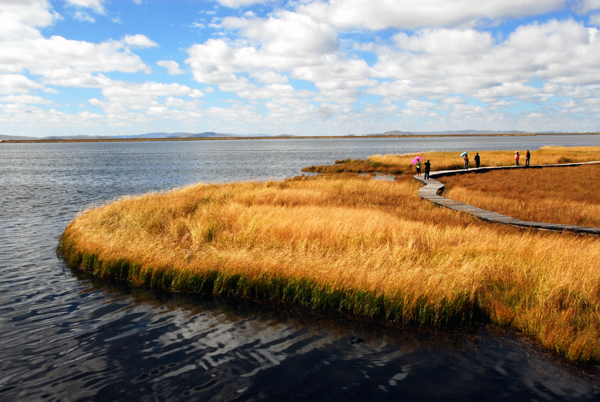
[414,162,600,235]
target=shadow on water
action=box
[71,267,477,351]
[64,267,600,402]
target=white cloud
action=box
[394,29,493,55]
[406,100,436,108]
[292,57,370,83]
[100,81,203,104]
[223,11,338,56]
[504,20,600,85]
[216,0,272,7]
[186,39,240,84]
[234,83,312,101]
[0,74,44,94]
[588,13,600,26]
[0,0,59,40]
[72,11,95,22]
[187,12,370,104]
[190,22,206,30]
[82,81,206,121]
[64,0,106,14]
[353,42,374,52]
[475,83,540,102]
[37,71,112,88]
[488,100,518,110]
[249,70,288,84]
[451,103,487,116]
[370,20,600,102]
[0,35,150,77]
[186,13,600,117]
[0,104,73,126]
[543,82,600,98]
[575,0,600,13]
[157,60,185,75]
[122,34,158,48]
[298,0,565,30]
[186,35,372,104]
[0,94,52,104]
[442,96,466,105]
[0,1,149,79]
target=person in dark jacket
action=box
[424,160,431,180]
[474,152,480,168]
[525,150,530,167]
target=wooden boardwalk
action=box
[414,162,600,235]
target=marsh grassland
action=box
[443,164,600,227]
[60,146,600,364]
[303,146,600,174]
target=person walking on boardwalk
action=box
[416,160,422,176]
[525,150,530,167]
[515,151,520,166]
[463,154,469,169]
[424,160,431,180]
[474,152,480,168]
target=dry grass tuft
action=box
[60,158,600,363]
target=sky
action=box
[1,0,600,137]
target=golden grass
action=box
[302,146,600,175]
[442,164,600,227]
[60,171,600,363]
[302,159,405,174]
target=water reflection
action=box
[38,271,595,402]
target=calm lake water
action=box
[2,136,600,401]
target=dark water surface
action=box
[2,136,600,401]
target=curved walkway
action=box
[414,161,600,235]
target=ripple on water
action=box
[1,139,600,401]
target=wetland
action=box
[3,136,600,400]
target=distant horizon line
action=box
[2,131,599,143]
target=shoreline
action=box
[3,132,600,144]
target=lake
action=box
[2,136,600,401]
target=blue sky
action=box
[1,0,600,137]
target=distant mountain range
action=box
[373,130,532,136]
[0,132,254,141]
[0,129,579,141]
[0,134,40,140]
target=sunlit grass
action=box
[302,146,600,175]
[442,164,600,227]
[60,169,600,363]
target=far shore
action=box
[2,132,600,144]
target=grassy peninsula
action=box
[59,146,600,364]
